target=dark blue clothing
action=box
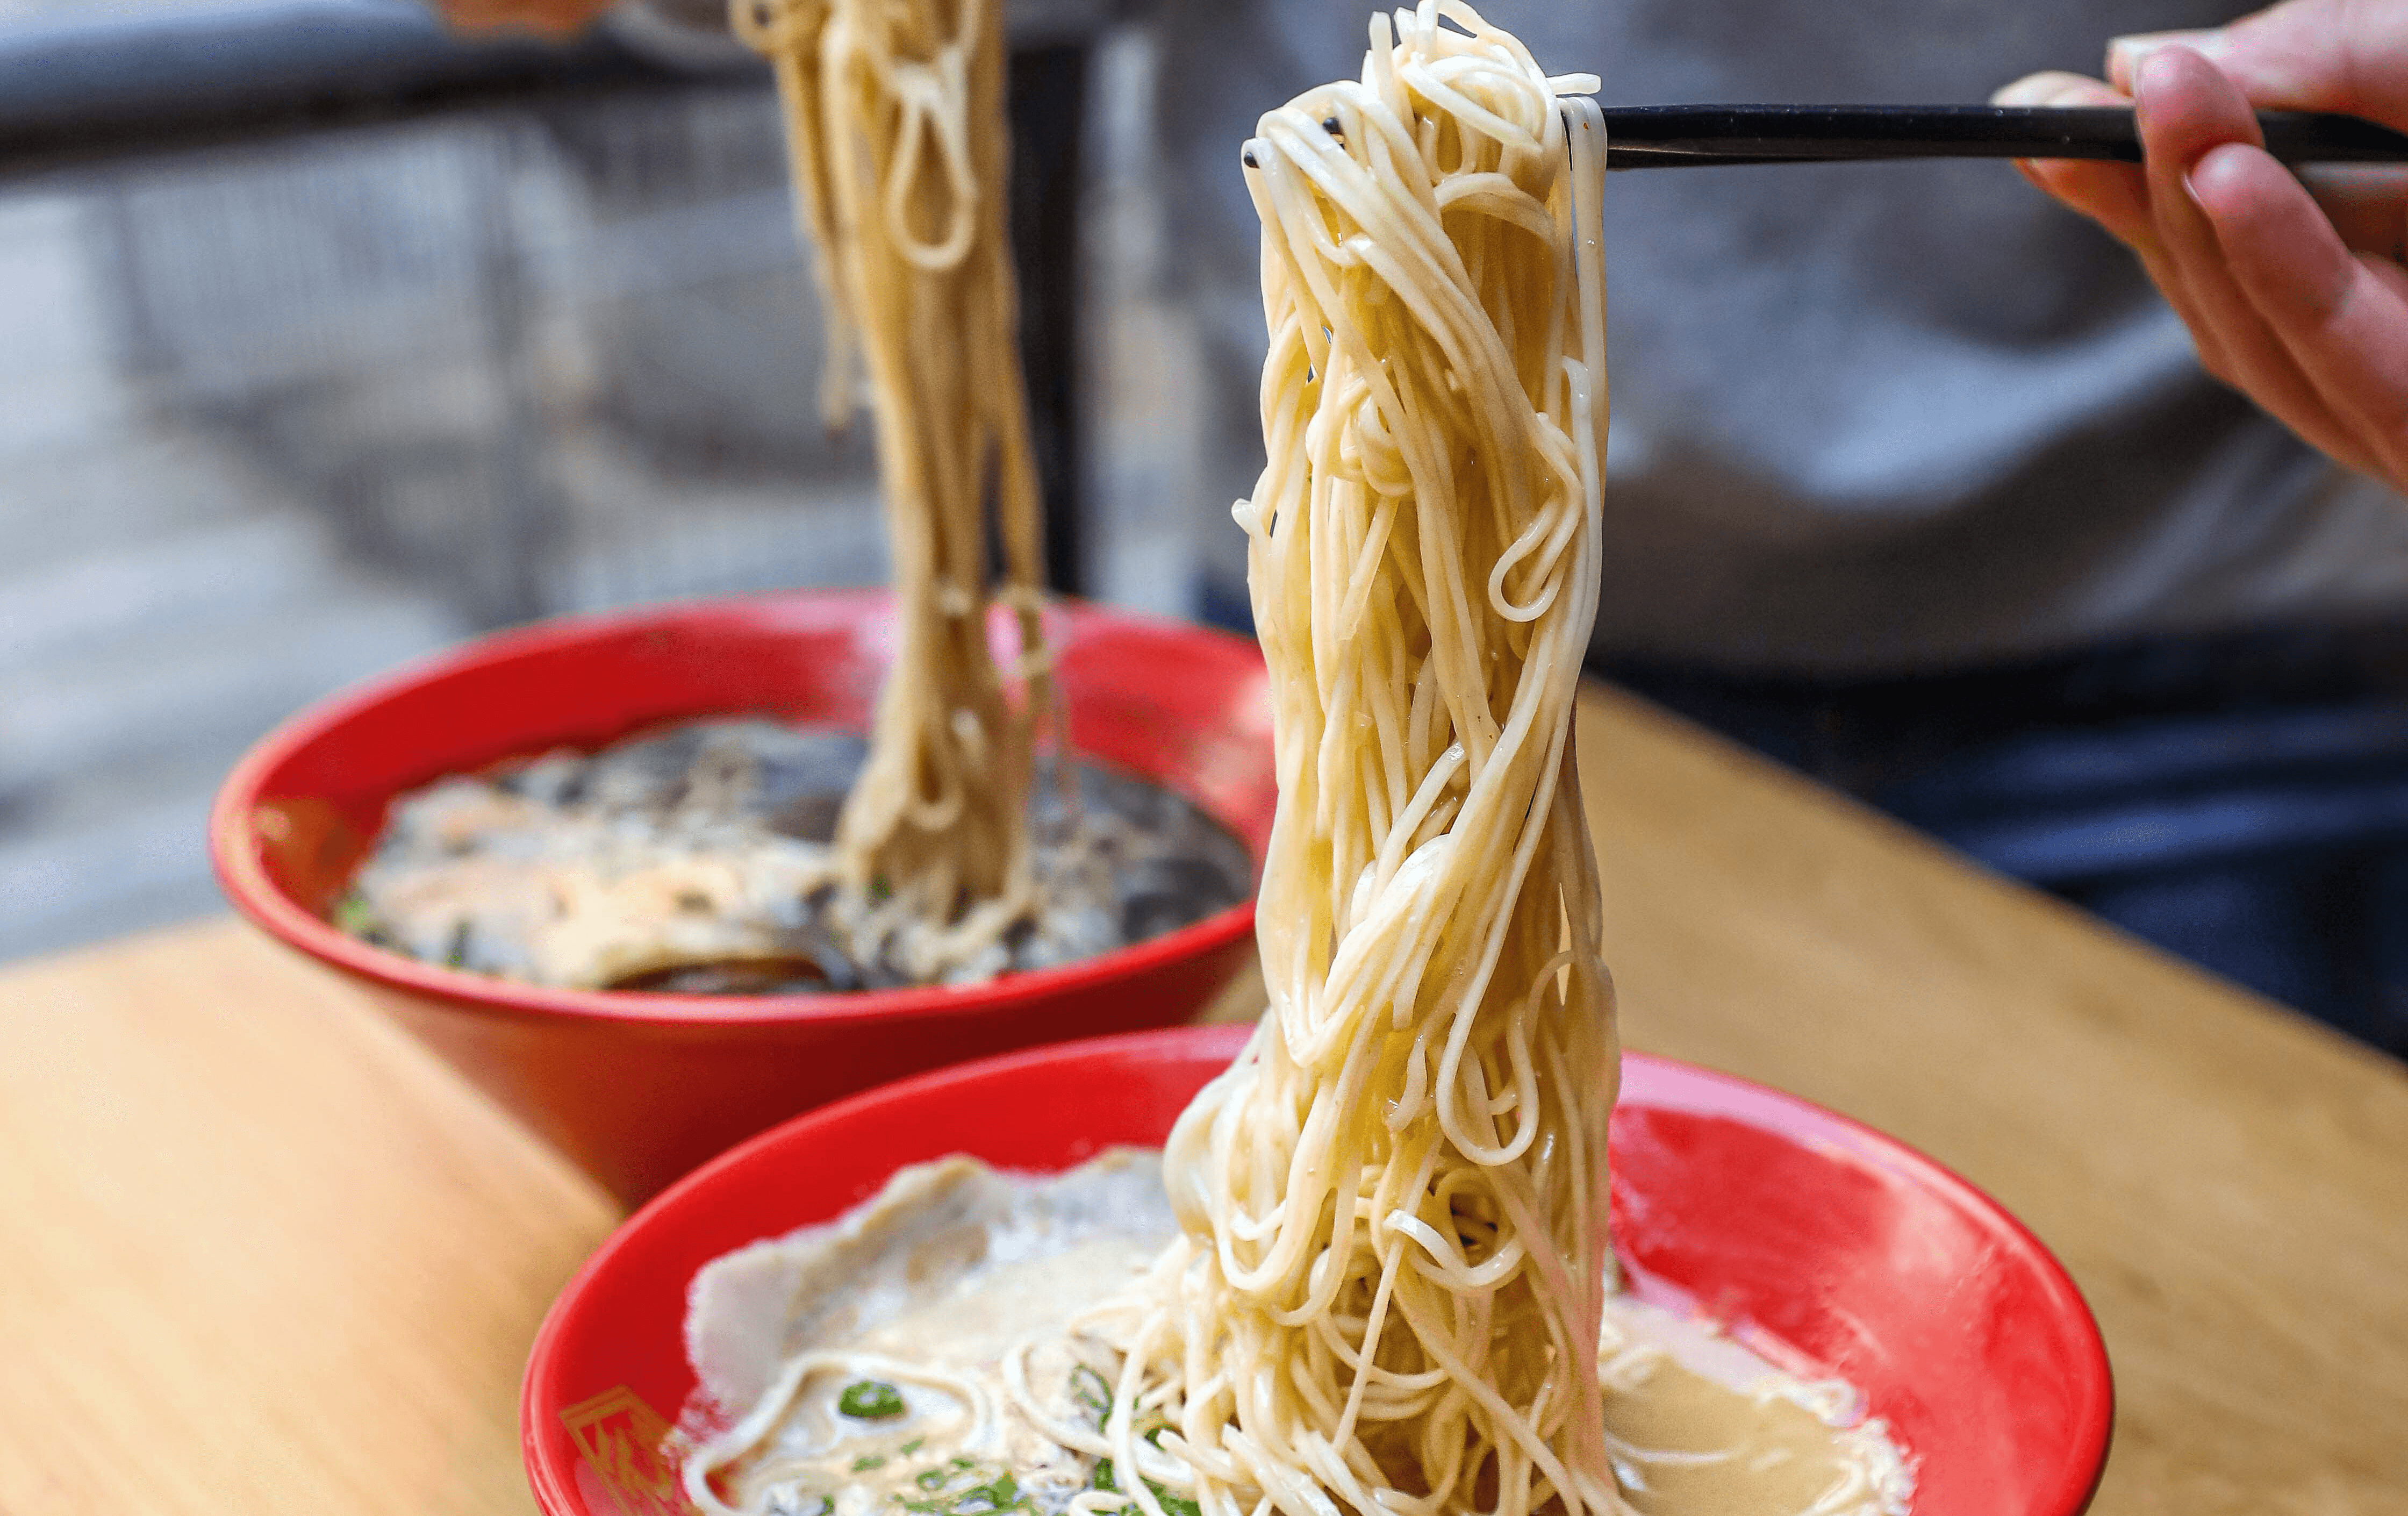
[1602,625,2408,1055]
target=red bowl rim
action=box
[520,1026,2115,1516]
[207,589,1264,1030]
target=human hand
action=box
[436,0,618,35]
[1996,0,2408,491]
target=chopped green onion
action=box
[949,1458,976,1471]
[1070,1364,1112,1418]
[332,891,378,936]
[839,1380,907,1419]
[953,1475,1018,1514]
[854,1456,888,1472]
[899,1438,924,1456]
[916,1470,949,1491]
[1091,1463,1195,1516]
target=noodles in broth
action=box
[734,0,1051,981]
[1009,9,1623,1516]
[703,2,1633,1512]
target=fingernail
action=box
[2108,28,2222,85]
[2185,142,2256,215]
[1991,74,2060,107]
[2110,28,2224,63]
[2126,44,2195,130]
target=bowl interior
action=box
[524,1026,2112,1516]
[213,589,1276,989]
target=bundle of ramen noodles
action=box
[734,0,1051,982]
[1016,6,1624,1515]
[680,12,1917,1515]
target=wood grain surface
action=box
[1,684,2402,1516]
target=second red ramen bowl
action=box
[523,1025,2115,1516]
[210,590,1275,1204]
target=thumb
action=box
[2109,0,2408,130]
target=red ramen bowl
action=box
[524,1026,2113,1516]
[210,590,1274,1204]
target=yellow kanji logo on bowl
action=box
[561,1385,696,1516]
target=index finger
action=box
[2192,140,2408,474]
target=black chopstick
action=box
[1598,104,2408,169]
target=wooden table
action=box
[3,686,2403,1515]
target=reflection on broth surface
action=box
[332,720,1252,993]
[676,1156,1912,1516]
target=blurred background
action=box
[4,1,2402,1054]
[0,0,1231,959]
